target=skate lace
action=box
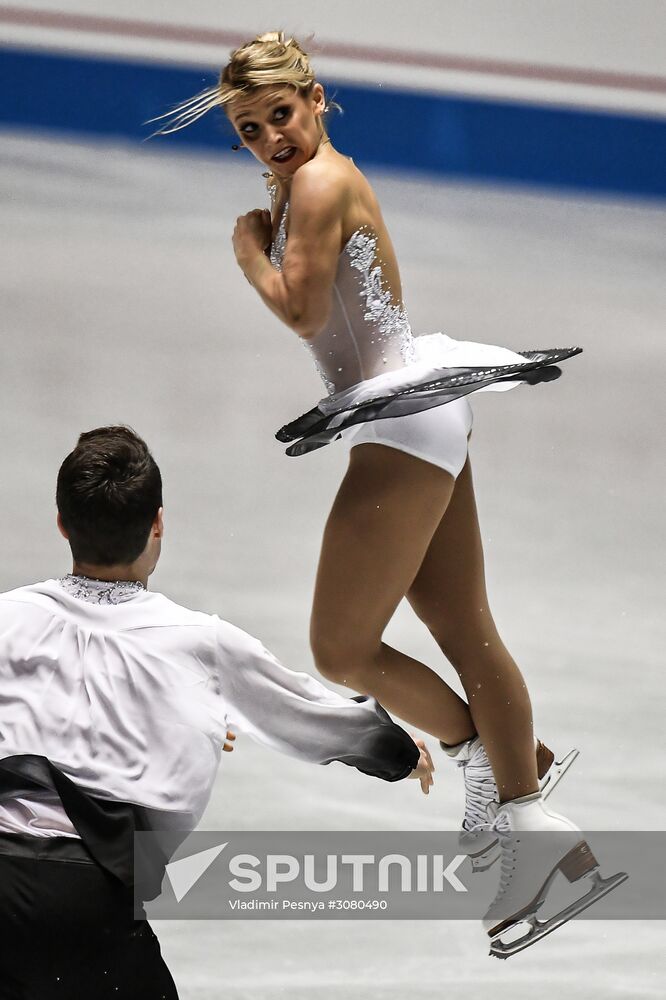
[459,743,498,832]
[489,811,517,897]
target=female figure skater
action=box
[156,33,626,955]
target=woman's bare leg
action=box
[310,443,476,745]
[407,457,538,801]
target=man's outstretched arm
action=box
[215,622,433,790]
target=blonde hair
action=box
[150,31,318,136]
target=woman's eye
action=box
[238,106,290,136]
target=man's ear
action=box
[56,512,69,540]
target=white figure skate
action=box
[483,792,627,958]
[441,735,579,872]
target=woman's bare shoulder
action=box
[291,152,364,210]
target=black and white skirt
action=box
[277,334,582,459]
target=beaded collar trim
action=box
[58,574,145,605]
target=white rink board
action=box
[3,0,665,71]
[1,0,665,116]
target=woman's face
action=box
[229,83,326,179]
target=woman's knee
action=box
[310,620,379,685]
[310,628,343,682]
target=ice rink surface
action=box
[2,131,665,997]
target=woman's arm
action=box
[233,164,346,339]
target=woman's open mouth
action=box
[272,147,297,163]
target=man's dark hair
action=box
[56,426,163,566]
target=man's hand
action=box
[223,730,236,753]
[407,737,434,795]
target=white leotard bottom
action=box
[344,396,473,478]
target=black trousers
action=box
[0,834,179,1000]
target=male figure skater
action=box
[0,425,433,999]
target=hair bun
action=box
[257,31,285,45]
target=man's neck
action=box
[71,563,148,588]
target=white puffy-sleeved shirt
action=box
[0,577,418,839]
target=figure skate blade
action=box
[488,868,628,959]
[540,748,580,800]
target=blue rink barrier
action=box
[1,46,665,199]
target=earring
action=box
[231,144,243,151]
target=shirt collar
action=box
[57,574,145,605]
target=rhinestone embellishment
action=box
[269,206,287,273]
[345,229,416,369]
[58,574,145,604]
[269,203,416,394]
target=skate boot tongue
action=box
[490,792,544,833]
[439,735,480,762]
[507,790,543,805]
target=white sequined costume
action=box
[270,201,581,471]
